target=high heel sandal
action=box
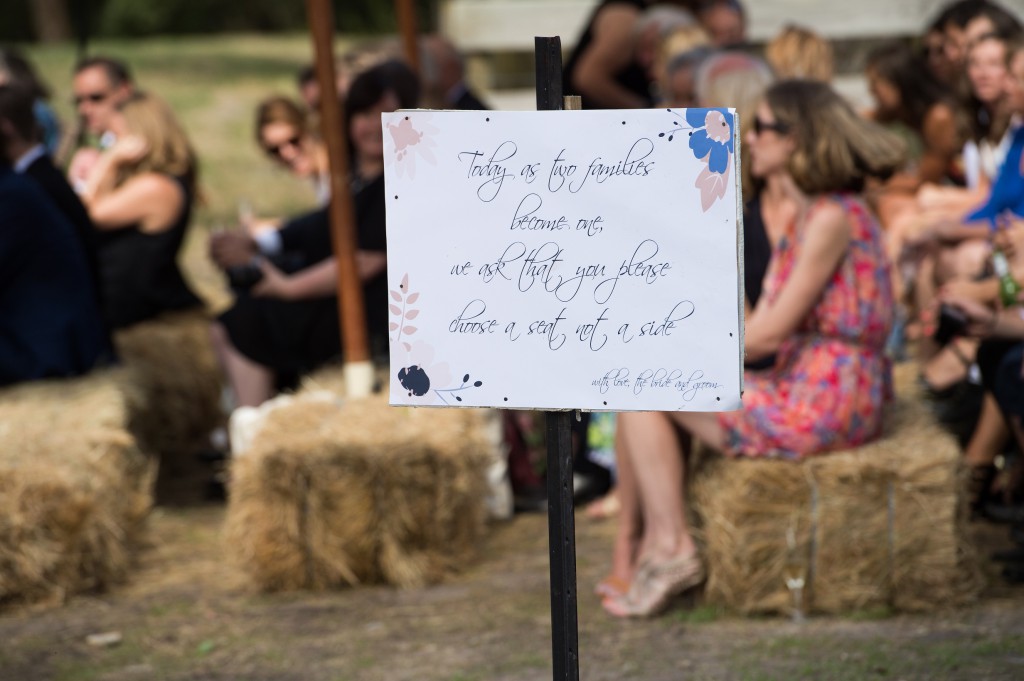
[594,574,629,600]
[602,552,705,618]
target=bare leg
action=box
[604,424,641,593]
[603,411,706,617]
[618,411,696,563]
[209,322,275,408]
[964,395,1009,468]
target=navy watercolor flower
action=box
[686,108,734,174]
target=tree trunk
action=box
[30,0,73,43]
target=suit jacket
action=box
[0,165,112,385]
[451,85,489,111]
[23,153,103,302]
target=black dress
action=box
[743,194,775,371]
[93,175,203,329]
[219,173,388,378]
[563,0,654,110]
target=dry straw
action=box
[226,369,493,591]
[114,309,223,456]
[0,370,155,608]
[691,363,982,614]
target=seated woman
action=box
[601,79,903,618]
[79,91,203,330]
[864,41,962,231]
[209,60,418,408]
[254,95,330,207]
[904,36,1024,395]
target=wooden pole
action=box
[305,0,373,396]
[394,0,421,74]
[536,37,580,681]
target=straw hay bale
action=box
[114,309,222,456]
[0,371,155,607]
[691,364,981,615]
[225,391,492,591]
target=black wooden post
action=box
[535,36,580,681]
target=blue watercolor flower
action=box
[686,108,734,174]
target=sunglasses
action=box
[264,136,302,158]
[752,117,789,136]
[73,91,110,106]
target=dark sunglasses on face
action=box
[752,117,789,136]
[73,92,110,106]
[264,136,302,158]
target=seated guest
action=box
[255,95,331,207]
[0,83,102,306]
[208,60,418,408]
[765,24,834,83]
[563,0,657,109]
[420,34,489,110]
[593,51,775,569]
[696,0,747,47]
[0,48,61,155]
[602,80,903,618]
[902,36,1024,394]
[79,91,203,330]
[0,164,111,385]
[66,56,135,190]
[866,42,962,192]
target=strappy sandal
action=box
[602,552,705,618]
[594,574,629,600]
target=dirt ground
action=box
[2,485,1024,681]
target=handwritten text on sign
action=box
[383,109,742,411]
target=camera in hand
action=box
[933,303,968,346]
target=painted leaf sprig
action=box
[435,372,484,404]
[389,273,419,352]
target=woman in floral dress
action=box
[602,79,905,618]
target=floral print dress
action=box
[718,195,894,459]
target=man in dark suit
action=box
[0,83,103,306]
[0,160,112,385]
[420,34,489,110]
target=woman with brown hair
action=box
[601,80,904,618]
[80,91,202,329]
[254,95,330,205]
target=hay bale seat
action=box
[113,309,222,457]
[225,378,494,592]
[0,371,154,608]
[691,363,983,615]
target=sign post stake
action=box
[535,36,580,681]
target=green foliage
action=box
[98,0,308,36]
[6,0,440,41]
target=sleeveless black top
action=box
[563,0,653,110]
[94,174,202,329]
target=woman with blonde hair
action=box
[765,24,834,82]
[80,91,202,329]
[601,79,903,618]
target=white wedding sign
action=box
[383,108,743,411]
